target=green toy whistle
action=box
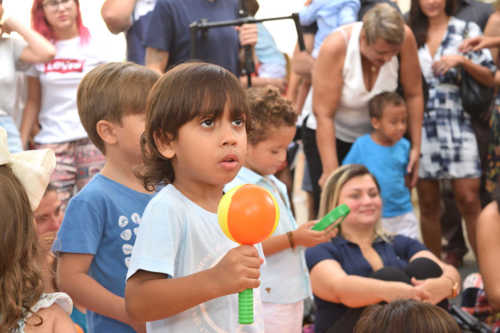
[312,204,350,231]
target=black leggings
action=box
[301,125,352,217]
[326,257,445,333]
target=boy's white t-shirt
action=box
[27,37,108,144]
[127,184,265,333]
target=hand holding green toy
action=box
[312,204,350,231]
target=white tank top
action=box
[305,22,399,142]
[336,22,399,142]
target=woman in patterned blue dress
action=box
[407,0,496,258]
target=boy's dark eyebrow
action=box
[196,110,220,120]
[198,105,224,116]
[198,107,245,120]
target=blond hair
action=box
[362,3,405,45]
[319,164,391,239]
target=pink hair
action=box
[31,0,90,44]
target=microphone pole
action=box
[189,14,306,88]
[238,0,254,87]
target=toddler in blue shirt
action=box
[343,91,419,238]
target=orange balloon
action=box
[218,184,279,245]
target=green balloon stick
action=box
[238,288,253,324]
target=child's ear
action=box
[96,120,118,145]
[154,132,176,159]
[370,117,380,130]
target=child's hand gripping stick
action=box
[312,204,350,231]
[217,184,280,325]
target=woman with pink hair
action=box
[20,0,110,208]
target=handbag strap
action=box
[462,21,472,61]
[458,20,472,81]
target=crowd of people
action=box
[2,0,500,332]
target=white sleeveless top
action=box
[15,292,73,332]
[304,22,399,143]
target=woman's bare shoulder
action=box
[403,25,417,47]
[319,25,353,59]
[488,12,500,29]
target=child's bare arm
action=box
[50,304,79,333]
[57,253,144,331]
[262,221,338,256]
[125,245,262,322]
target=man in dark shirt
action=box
[142,0,257,75]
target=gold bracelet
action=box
[286,231,296,250]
